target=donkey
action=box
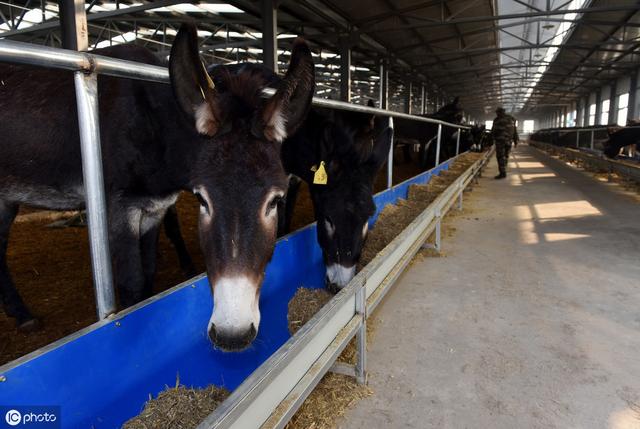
[202,63,393,292]
[281,103,393,291]
[394,97,464,169]
[0,24,315,351]
[603,121,640,159]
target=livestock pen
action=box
[0,19,484,428]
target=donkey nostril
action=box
[208,324,218,343]
[249,323,257,338]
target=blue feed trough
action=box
[0,161,450,428]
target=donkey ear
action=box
[170,24,222,137]
[367,121,393,171]
[260,38,315,142]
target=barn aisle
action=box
[341,145,640,429]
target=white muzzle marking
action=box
[209,276,260,336]
[326,264,356,289]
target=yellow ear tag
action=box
[201,60,215,89]
[313,161,328,185]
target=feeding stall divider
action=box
[529,141,640,183]
[0,36,487,429]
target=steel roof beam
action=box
[364,5,640,34]
[528,7,640,109]
[415,43,638,67]
[0,0,187,37]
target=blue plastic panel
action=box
[0,159,451,428]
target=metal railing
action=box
[530,141,640,183]
[532,125,613,151]
[0,36,470,325]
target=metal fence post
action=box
[576,129,580,148]
[63,0,116,319]
[590,129,595,150]
[355,284,367,384]
[435,123,442,166]
[387,117,394,189]
[455,129,461,156]
[434,206,442,252]
[74,72,116,319]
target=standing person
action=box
[491,107,519,179]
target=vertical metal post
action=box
[595,88,602,125]
[455,129,461,156]
[379,59,388,110]
[435,123,442,166]
[628,68,638,122]
[261,0,278,73]
[434,207,442,252]
[420,83,426,114]
[405,81,412,114]
[339,38,351,102]
[75,73,115,319]
[576,129,580,148]
[59,0,87,50]
[386,117,394,189]
[608,80,617,125]
[62,0,116,319]
[590,129,595,150]
[355,284,367,384]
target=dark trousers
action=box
[495,140,511,175]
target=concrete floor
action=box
[341,145,640,429]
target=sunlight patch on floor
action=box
[544,232,591,242]
[514,205,540,244]
[608,408,640,429]
[520,173,557,180]
[532,200,602,219]
[512,161,546,169]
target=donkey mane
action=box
[209,67,273,121]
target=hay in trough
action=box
[288,287,333,335]
[285,373,372,429]
[283,153,483,428]
[122,383,230,429]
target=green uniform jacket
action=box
[491,113,519,145]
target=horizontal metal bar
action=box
[366,149,493,314]
[261,317,362,429]
[0,39,468,129]
[530,141,640,183]
[0,38,169,83]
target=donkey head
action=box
[170,25,314,350]
[436,97,463,124]
[309,106,392,292]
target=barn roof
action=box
[1,0,639,118]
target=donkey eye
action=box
[266,195,283,216]
[194,192,209,215]
[324,217,335,237]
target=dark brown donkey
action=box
[0,24,315,351]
